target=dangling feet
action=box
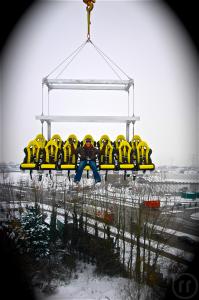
[73,180,81,191]
[95,180,101,187]
[74,180,80,186]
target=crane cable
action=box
[55,41,88,78]
[45,39,131,81]
[44,0,131,81]
[45,40,87,79]
[89,40,122,81]
[89,40,132,81]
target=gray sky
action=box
[1,0,198,166]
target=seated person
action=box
[73,138,102,184]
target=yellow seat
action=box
[60,164,76,170]
[20,140,40,170]
[130,134,142,166]
[67,134,79,148]
[137,141,155,171]
[41,164,56,170]
[51,134,62,148]
[100,164,115,170]
[41,140,59,170]
[120,164,134,169]
[60,134,78,170]
[118,141,135,170]
[35,134,46,148]
[98,134,115,170]
[115,134,126,149]
[99,134,110,144]
[131,135,142,148]
[20,163,36,169]
[139,165,154,170]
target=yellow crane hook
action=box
[83,0,96,40]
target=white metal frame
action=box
[43,78,134,91]
[36,77,140,141]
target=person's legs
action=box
[74,160,87,182]
[89,160,101,182]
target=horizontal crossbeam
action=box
[43,78,134,91]
[36,115,140,123]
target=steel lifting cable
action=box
[55,41,88,79]
[90,40,132,81]
[45,40,87,79]
[90,40,135,135]
[89,40,122,81]
[45,39,131,81]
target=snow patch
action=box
[190,213,199,221]
[36,262,130,300]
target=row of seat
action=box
[20,133,155,173]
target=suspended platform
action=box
[20,3,155,181]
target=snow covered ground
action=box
[190,212,199,221]
[35,262,143,300]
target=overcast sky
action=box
[0,0,198,166]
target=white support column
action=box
[42,82,44,116]
[41,121,44,136]
[48,88,50,115]
[126,122,130,141]
[132,120,135,137]
[47,121,51,140]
